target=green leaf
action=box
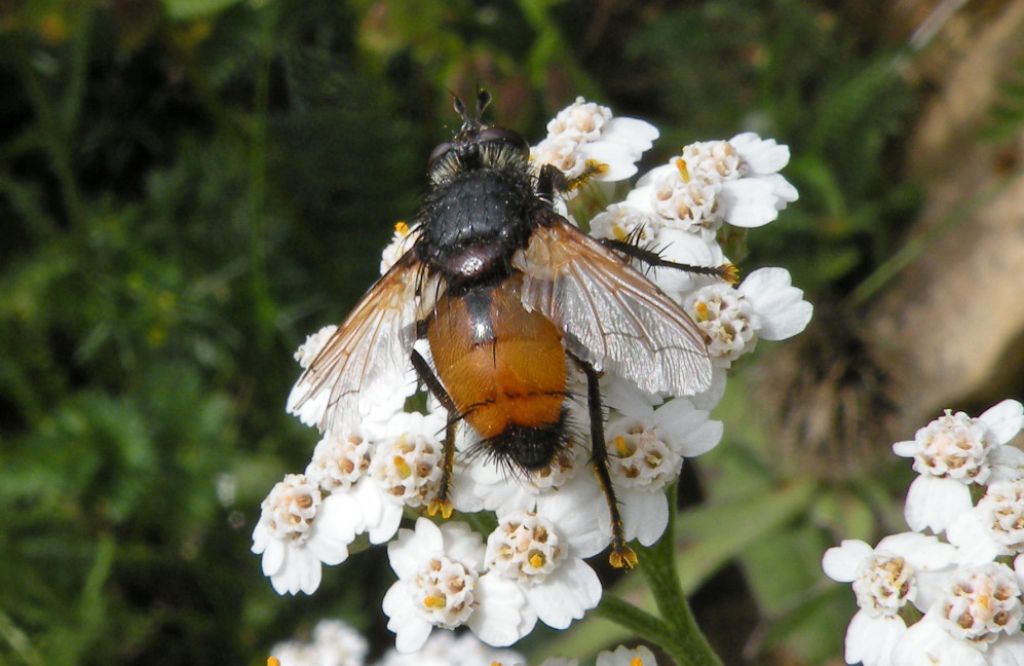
[676,481,819,593]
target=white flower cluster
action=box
[823,399,1024,666]
[257,98,810,652]
[270,621,657,666]
[270,619,369,666]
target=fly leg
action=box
[600,237,738,283]
[574,354,638,569]
[537,163,608,202]
[410,346,458,519]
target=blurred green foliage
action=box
[1,0,1003,664]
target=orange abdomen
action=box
[426,279,566,438]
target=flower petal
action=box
[738,267,812,341]
[988,634,1024,666]
[525,558,601,629]
[822,539,872,582]
[891,616,986,666]
[978,400,1024,445]
[946,510,1004,564]
[876,532,957,570]
[729,132,790,174]
[260,536,286,577]
[845,609,905,666]
[988,445,1024,483]
[388,518,444,578]
[439,521,486,570]
[903,475,972,534]
[620,487,669,546]
[535,478,609,558]
[467,574,534,647]
[369,499,405,544]
[718,178,782,228]
[602,117,659,152]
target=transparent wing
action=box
[287,251,439,433]
[512,219,712,396]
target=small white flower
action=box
[288,325,339,427]
[683,267,812,367]
[305,429,373,494]
[892,562,1024,665]
[375,631,524,666]
[269,618,369,666]
[822,533,957,666]
[947,480,1024,564]
[532,97,658,183]
[715,133,798,229]
[625,162,721,240]
[451,441,582,516]
[895,400,1024,534]
[596,645,660,666]
[504,644,658,666]
[308,619,368,666]
[680,140,743,183]
[287,332,417,432]
[380,221,417,275]
[363,411,447,544]
[294,325,338,369]
[931,562,1022,646]
[588,203,658,244]
[269,641,317,666]
[546,98,613,141]
[600,394,722,546]
[485,487,605,630]
[626,133,796,237]
[684,282,759,365]
[251,473,357,595]
[382,518,531,652]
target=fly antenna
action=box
[475,87,491,121]
[449,90,469,125]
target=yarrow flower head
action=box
[382,518,531,652]
[270,619,368,666]
[825,399,1024,666]
[948,480,1024,564]
[251,473,356,595]
[264,95,807,654]
[625,132,798,240]
[532,97,658,184]
[599,390,722,546]
[484,488,606,631]
[822,533,957,666]
[375,631,524,666]
[894,400,1024,534]
[892,562,1024,666]
[683,267,813,369]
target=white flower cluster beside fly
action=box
[256,97,810,651]
[823,399,1024,666]
[270,620,659,666]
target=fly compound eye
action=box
[477,127,530,157]
[428,141,453,169]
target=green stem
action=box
[594,597,691,666]
[637,482,723,666]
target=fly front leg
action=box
[410,343,458,520]
[574,354,638,569]
[599,237,738,284]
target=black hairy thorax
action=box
[414,141,538,291]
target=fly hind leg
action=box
[575,354,638,569]
[410,347,458,519]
